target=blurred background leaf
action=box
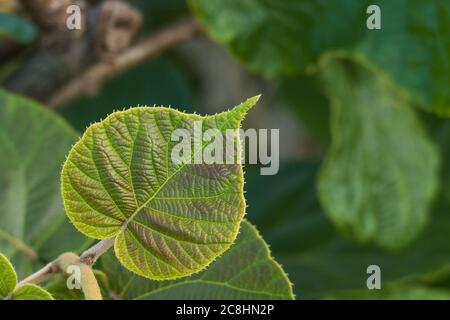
[0,13,37,44]
[190,0,450,115]
[99,221,294,300]
[0,0,449,300]
[317,55,439,249]
[0,90,90,278]
[189,0,367,77]
[245,162,450,298]
[59,57,194,132]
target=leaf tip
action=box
[239,94,261,114]
[217,95,261,125]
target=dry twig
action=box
[47,18,201,108]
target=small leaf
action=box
[422,117,450,203]
[11,284,53,300]
[0,253,53,300]
[0,253,16,299]
[317,55,439,249]
[0,13,37,43]
[62,97,260,280]
[100,220,294,300]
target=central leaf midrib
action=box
[121,116,238,232]
[121,156,194,231]
[130,219,231,246]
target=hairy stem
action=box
[3,0,142,102]
[17,237,115,295]
[58,253,103,300]
[17,261,60,287]
[79,236,115,266]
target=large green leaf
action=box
[100,220,294,300]
[190,0,450,115]
[317,55,439,249]
[62,97,259,280]
[128,0,188,32]
[422,116,450,203]
[0,89,87,277]
[245,162,450,298]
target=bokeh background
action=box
[1,0,450,299]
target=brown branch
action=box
[79,236,115,266]
[17,237,115,288]
[2,0,142,101]
[46,17,202,108]
[17,260,61,287]
[19,0,77,32]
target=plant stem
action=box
[17,260,60,287]
[79,236,116,266]
[17,237,116,287]
[0,229,38,261]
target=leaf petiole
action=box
[16,237,116,300]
